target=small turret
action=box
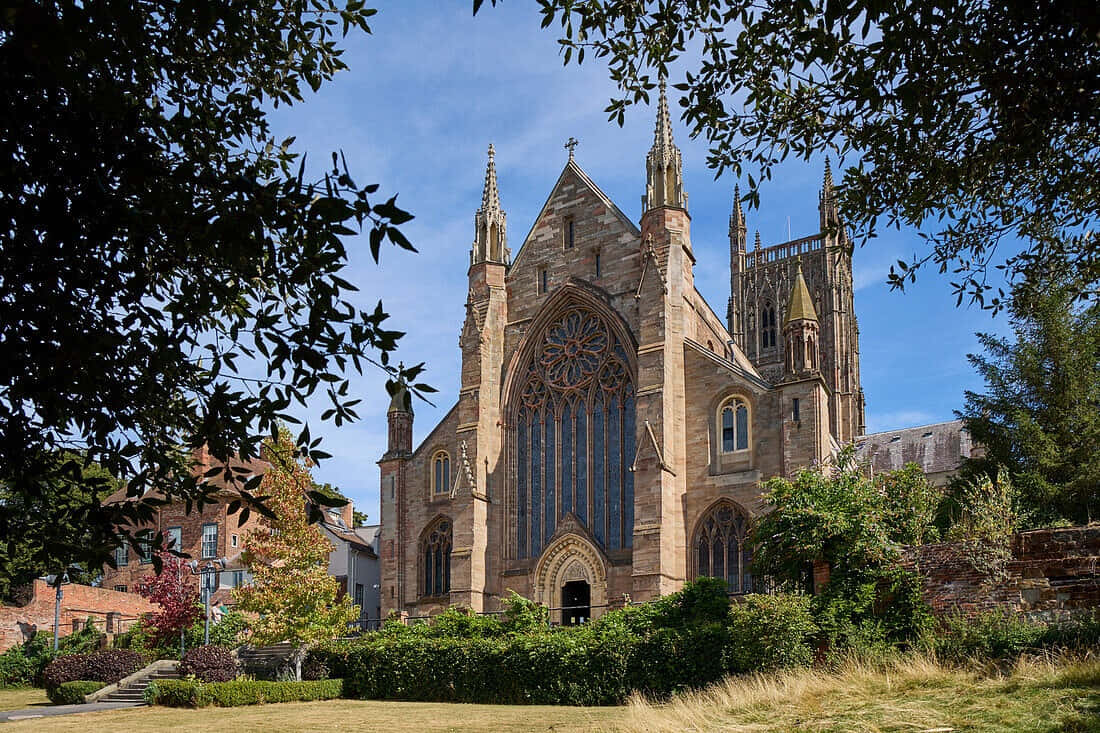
[643,80,687,212]
[472,144,508,265]
[385,375,413,457]
[783,259,820,378]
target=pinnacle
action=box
[480,143,500,213]
[823,156,834,193]
[651,78,676,159]
[754,230,762,250]
[730,183,746,232]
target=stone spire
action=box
[472,143,508,265]
[785,259,819,325]
[819,157,840,234]
[643,79,687,212]
[729,183,747,252]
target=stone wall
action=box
[904,526,1100,620]
[0,580,156,652]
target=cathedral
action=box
[378,82,869,623]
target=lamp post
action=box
[188,558,227,646]
[44,570,76,652]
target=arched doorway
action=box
[562,580,590,625]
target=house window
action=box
[420,518,452,598]
[166,526,182,551]
[694,501,753,593]
[221,570,251,589]
[792,398,800,422]
[354,583,365,609]
[432,451,451,495]
[564,218,575,250]
[114,541,129,568]
[594,252,601,277]
[201,523,218,559]
[539,268,548,294]
[761,303,777,349]
[114,585,127,593]
[137,529,154,564]
[719,397,750,453]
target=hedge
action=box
[312,584,818,706]
[47,680,106,705]
[146,678,344,707]
[42,649,142,692]
[179,645,238,682]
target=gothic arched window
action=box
[513,307,635,559]
[718,397,750,453]
[761,303,777,349]
[431,451,450,495]
[694,502,753,593]
[420,518,452,597]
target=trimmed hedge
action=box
[42,649,142,692]
[47,680,106,705]
[312,583,818,706]
[147,678,344,707]
[179,645,238,682]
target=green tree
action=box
[0,452,123,600]
[752,452,937,648]
[234,428,358,680]
[1,3,432,579]
[957,279,1100,526]
[481,0,1100,308]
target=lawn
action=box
[0,688,50,711]
[0,699,626,732]
[624,654,1100,732]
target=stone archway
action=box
[533,532,608,624]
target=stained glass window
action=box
[694,502,752,593]
[421,518,452,597]
[511,307,636,557]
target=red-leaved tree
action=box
[138,551,202,646]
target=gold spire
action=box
[785,259,818,325]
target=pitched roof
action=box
[854,420,977,476]
[104,448,269,505]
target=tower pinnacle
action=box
[819,157,840,235]
[729,183,747,251]
[472,143,508,265]
[643,79,687,212]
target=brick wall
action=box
[904,525,1100,620]
[0,580,156,652]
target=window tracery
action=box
[719,397,750,453]
[514,307,635,559]
[694,502,753,593]
[420,518,452,597]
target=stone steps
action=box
[95,666,179,704]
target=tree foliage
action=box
[137,552,203,647]
[234,428,358,679]
[958,279,1100,526]
[1,2,430,580]
[481,0,1100,307]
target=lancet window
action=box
[514,307,635,559]
[761,303,777,349]
[420,518,452,598]
[694,502,753,593]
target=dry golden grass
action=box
[0,687,49,711]
[0,699,625,732]
[619,653,1100,732]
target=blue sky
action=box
[268,1,1011,523]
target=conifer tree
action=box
[234,428,358,680]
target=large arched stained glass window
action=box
[420,518,452,598]
[694,502,753,593]
[513,308,635,559]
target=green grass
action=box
[623,653,1100,732]
[0,687,50,711]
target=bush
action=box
[147,678,343,707]
[0,647,35,688]
[184,611,249,651]
[727,594,817,673]
[47,680,106,705]
[301,655,329,681]
[42,649,142,691]
[179,645,238,682]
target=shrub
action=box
[148,678,343,707]
[42,649,142,691]
[184,611,249,651]
[179,645,238,682]
[0,647,35,688]
[301,655,329,681]
[47,680,106,705]
[727,594,817,673]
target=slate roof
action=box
[103,448,269,505]
[854,420,977,476]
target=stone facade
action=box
[904,526,1100,620]
[379,83,953,622]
